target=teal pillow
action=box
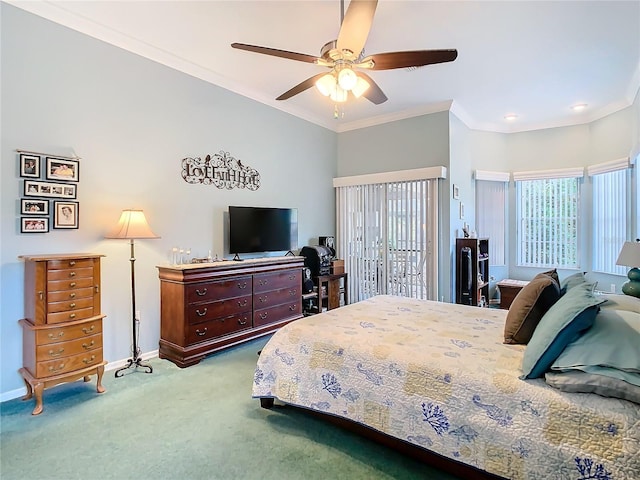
[550,308,640,373]
[521,283,605,379]
[560,271,586,295]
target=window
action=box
[589,158,632,275]
[334,168,443,302]
[514,168,583,268]
[475,171,509,266]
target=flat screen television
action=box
[228,206,298,257]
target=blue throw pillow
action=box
[521,282,605,379]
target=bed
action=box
[252,294,640,479]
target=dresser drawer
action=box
[47,267,94,281]
[254,286,300,309]
[47,296,94,313]
[47,307,95,324]
[47,287,94,303]
[47,277,95,292]
[35,348,103,377]
[186,276,252,303]
[36,333,102,361]
[254,269,300,294]
[187,294,252,324]
[186,313,251,345]
[47,258,94,270]
[36,319,103,345]
[254,301,301,327]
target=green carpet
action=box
[1,337,461,480]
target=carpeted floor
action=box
[1,337,461,480]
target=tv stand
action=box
[157,256,304,367]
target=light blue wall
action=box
[0,4,337,398]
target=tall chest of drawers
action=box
[158,256,303,367]
[18,254,107,415]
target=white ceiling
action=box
[9,0,640,133]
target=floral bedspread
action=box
[252,295,640,479]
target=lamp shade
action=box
[105,209,159,239]
[616,240,640,268]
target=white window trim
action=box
[587,157,631,176]
[513,167,584,181]
[333,166,447,187]
[475,170,510,182]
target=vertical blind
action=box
[336,178,439,303]
[515,176,581,268]
[475,180,507,266]
[588,158,631,275]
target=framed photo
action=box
[452,184,460,200]
[21,217,49,233]
[21,199,49,215]
[46,157,79,182]
[53,201,79,229]
[19,154,40,178]
[24,180,77,199]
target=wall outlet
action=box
[135,310,141,321]
[610,284,616,293]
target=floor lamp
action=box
[106,209,160,377]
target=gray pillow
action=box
[545,370,640,404]
[550,308,640,373]
[560,271,586,295]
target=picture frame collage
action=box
[19,153,80,233]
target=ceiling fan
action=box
[231,0,457,105]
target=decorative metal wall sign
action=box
[182,151,260,190]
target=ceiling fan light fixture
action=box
[337,67,358,91]
[351,76,370,98]
[330,85,348,103]
[315,73,337,96]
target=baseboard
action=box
[0,350,160,403]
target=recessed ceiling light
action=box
[571,103,587,111]
[504,114,518,121]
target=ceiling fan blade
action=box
[357,49,458,70]
[336,0,378,61]
[356,71,387,105]
[276,73,329,101]
[231,43,321,64]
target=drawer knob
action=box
[259,312,268,320]
[238,299,248,307]
[289,274,296,280]
[69,261,76,266]
[82,325,95,334]
[238,317,248,326]
[195,288,207,296]
[289,289,297,296]
[38,291,44,301]
[69,292,76,298]
[259,279,267,286]
[47,331,64,339]
[69,302,76,308]
[69,272,76,277]
[195,308,207,317]
[49,363,65,373]
[196,327,208,336]
[82,355,96,364]
[69,313,76,319]
[259,296,267,303]
[82,340,95,350]
[48,348,65,357]
[238,282,248,289]
[289,304,297,311]
[70,282,76,287]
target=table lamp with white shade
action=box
[616,239,640,298]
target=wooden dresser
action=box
[158,256,303,367]
[18,254,107,415]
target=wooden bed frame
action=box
[259,398,505,480]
